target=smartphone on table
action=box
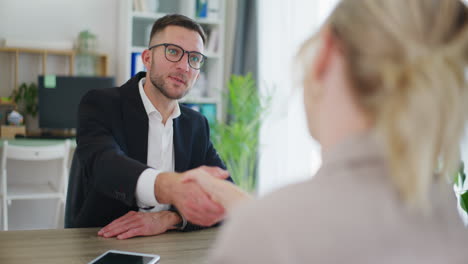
[88,249,160,264]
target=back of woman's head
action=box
[305,0,468,206]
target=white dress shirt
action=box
[135,78,181,212]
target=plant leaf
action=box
[211,73,271,192]
[461,191,468,212]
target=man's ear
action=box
[142,49,152,70]
[312,27,337,82]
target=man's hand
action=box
[155,166,230,227]
[97,210,181,240]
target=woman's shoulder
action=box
[208,181,320,263]
[226,178,337,234]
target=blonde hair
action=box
[300,0,468,206]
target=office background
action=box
[0,0,257,230]
[0,0,467,230]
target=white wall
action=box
[0,0,119,96]
[257,0,338,196]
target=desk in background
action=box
[0,138,77,147]
[0,227,218,264]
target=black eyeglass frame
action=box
[148,43,207,70]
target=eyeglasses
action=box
[148,43,206,70]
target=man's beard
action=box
[150,73,190,100]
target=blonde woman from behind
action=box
[181,0,468,263]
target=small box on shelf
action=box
[1,125,26,139]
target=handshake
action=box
[98,166,250,239]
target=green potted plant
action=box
[211,73,270,192]
[11,82,38,131]
[454,162,468,226]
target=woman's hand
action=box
[181,166,252,212]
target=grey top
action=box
[207,133,468,263]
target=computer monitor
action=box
[38,76,115,129]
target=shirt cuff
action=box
[135,168,169,209]
[179,213,188,230]
[169,208,188,230]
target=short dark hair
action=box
[149,14,206,46]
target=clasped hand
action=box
[98,166,231,239]
[168,166,230,226]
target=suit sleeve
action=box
[182,115,234,232]
[75,89,149,207]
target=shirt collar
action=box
[138,77,181,121]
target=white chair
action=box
[0,140,71,230]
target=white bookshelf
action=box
[118,0,226,121]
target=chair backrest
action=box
[1,140,72,230]
[2,141,71,162]
[1,140,71,192]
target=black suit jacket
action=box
[65,72,230,230]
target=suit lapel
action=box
[120,72,148,164]
[118,73,193,170]
[174,109,192,172]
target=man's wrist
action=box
[167,206,188,230]
[155,172,179,204]
[166,211,183,230]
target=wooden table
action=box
[0,227,218,264]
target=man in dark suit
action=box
[65,14,232,239]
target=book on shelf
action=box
[182,102,217,124]
[131,52,146,76]
[200,103,217,124]
[196,0,220,20]
[133,0,141,11]
[206,28,219,54]
[133,0,149,12]
[196,0,208,18]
